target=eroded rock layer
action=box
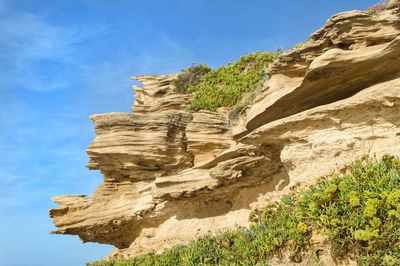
[50,4,400,259]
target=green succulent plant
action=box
[89,154,400,266]
[184,51,280,111]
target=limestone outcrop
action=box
[50,3,400,260]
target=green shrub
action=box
[173,64,212,94]
[188,51,279,111]
[89,154,400,266]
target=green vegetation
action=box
[89,155,400,266]
[175,51,279,112]
[173,64,212,94]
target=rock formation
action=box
[50,2,400,260]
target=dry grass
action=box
[365,1,389,14]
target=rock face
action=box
[387,0,400,9]
[50,5,400,260]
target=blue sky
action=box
[0,0,380,265]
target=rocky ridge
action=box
[50,2,400,261]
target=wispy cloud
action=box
[0,5,108,92]
[0,1,195,210]
[0,2,196,264]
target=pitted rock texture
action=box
[50,4,400,261]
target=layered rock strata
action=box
[50,3,400,259]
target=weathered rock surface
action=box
[387,0,400,10]
[50,4,400,261]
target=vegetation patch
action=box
[89,154,400,266]
[173,64,211,94]
[177,51,279,112]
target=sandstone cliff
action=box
[50,3,400,261]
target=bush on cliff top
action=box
[175,51,279,112]
[173,64,212,94]
[89,154,400,266]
